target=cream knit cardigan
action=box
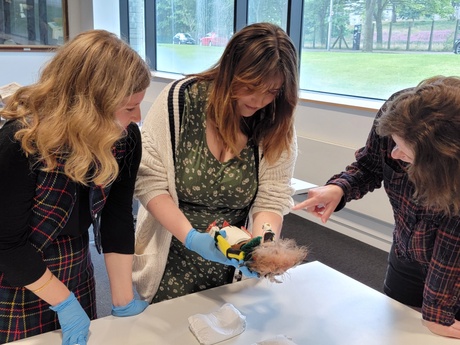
[133,78,298,302]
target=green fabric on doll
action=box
[240,236,262,261]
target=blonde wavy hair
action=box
[1,30,151,187]
[192,22,299,164]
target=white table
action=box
[11,261,457,345]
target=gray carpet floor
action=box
[281,213,389,292]
[90,213,390,318]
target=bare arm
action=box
[104,253,135,306]
[27,269,91,343]
[25,269,71,306]
[252,211,283,239]
[145,193,193,243]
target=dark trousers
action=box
[384,244,460,320]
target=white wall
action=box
[0,52,53,86]
[292,99,393,251]
[294,100,393,222]
[67,0,95,37]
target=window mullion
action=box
[145,0,156,70]
[235,0,249,33]
[286,0,303,74]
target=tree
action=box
[374,0,390,47]
[248,0,288,28]
[156,0,233,43]
[304,0,331,47]
[392,0,454,20]
[364,0,377,51]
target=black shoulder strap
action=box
[167,77,198,164]
[250,141,260,200]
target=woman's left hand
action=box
[423,319,460,338]
[111,298,148,317]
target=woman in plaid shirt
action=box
[293,76,460,339]
[0,30,151,344]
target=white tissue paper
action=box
[251,334,298,345]
[188,303,246,345]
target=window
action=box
[139,0,234,75]
[248,0,288,30]
[123,0,460,101]
[300,0,460,100]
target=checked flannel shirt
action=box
[326,90,460,326]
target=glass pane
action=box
[248,0,288,30]
[300,0,460,100]
[155,0,234,75]
[0,0,65,47]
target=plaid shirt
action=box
[327,92,460,326]
[0,121,140,342]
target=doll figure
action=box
[208,221,308,283]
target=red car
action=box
[199,32,228,46]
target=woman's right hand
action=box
[50,292,90,345]
[292,185,344,223]
[423,319,460,338]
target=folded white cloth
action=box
[251,334,298,345]
[188,303,246,345]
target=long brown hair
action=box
[192,22,299,164]
[1,30,151,186]
[377,76,460,215]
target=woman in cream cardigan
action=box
[133,23,299,303]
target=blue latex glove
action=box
[111,298,148,317]
[185,228,235,266]
[237,262,259,278]
[50,292,90,345]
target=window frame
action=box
[118,0,385,111]
[120,0,303,73]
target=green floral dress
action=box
[152,81,258,303]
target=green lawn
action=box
[301,51,460,99]
[157,44,225,75]
[156,44,460,100]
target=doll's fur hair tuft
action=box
[247,238,308,283]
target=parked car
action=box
[454,39,460,54]
[173,33,195,45]
[199,32,228,46]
